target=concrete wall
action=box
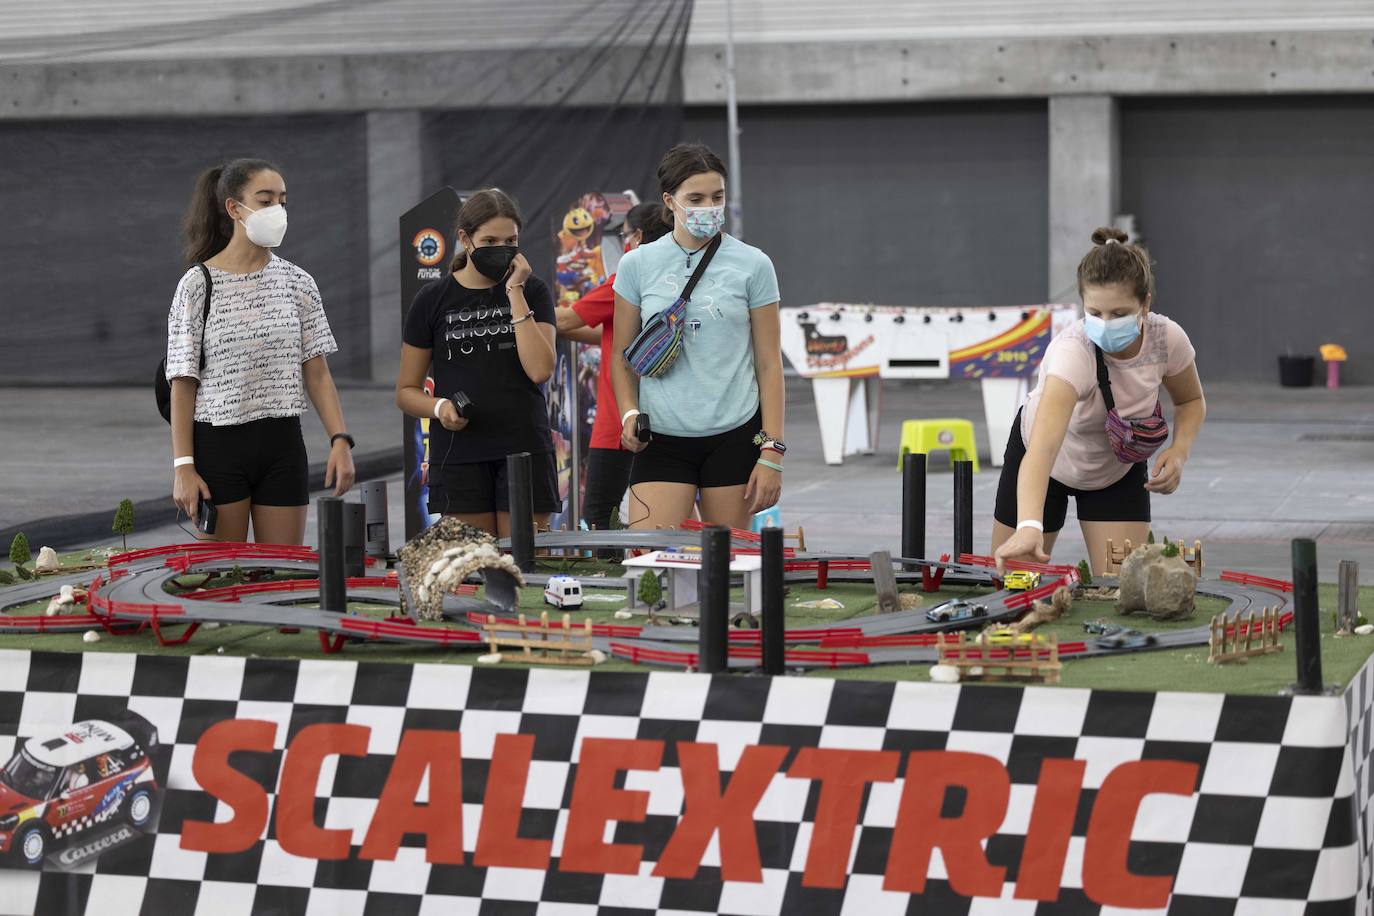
[1119,96,1374,384]
[683,101,1049,309]
[0,114,371,386]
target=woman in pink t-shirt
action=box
[993,227,1206,574]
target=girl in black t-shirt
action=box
[397,189,560,536]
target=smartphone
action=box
[196,497,218,535]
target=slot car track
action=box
[0,536,1297,673]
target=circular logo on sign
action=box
[413,229,446,267]
[938,430,955,445]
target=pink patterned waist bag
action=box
[1094,345,1169,464]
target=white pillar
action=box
[367,110,424,382]
[1048,96,1119,302]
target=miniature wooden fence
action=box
[936,633,1062,685]
[1208,607,1284,664]
[481,612,595,665]
[1104,538,1204,577]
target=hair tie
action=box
[1105,238,1121,246]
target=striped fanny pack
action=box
[1094,344,1170,464]
[623,233,721,378]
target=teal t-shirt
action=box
[613,233,780,437]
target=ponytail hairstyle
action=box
[1076,226,1155,304]
[656,143,728,227]
[626,201,670,245]
[450,188,523,272]
[182,158,282,267]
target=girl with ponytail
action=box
[992,227,1207,575]
[165,158,355,545]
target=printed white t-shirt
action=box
[1019,312,1196,491]
[164,255,337,426]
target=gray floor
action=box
[2,378,1372,580]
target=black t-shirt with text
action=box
[403,273,556,464]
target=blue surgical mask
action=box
[1084,313,1142,353]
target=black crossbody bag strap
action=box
[195,263,213,371]
[678,234,723,303]
[1092,344,1117,413]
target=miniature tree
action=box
[608,508,624,531]
[638,571,662,608]
[1146,530,1156,545]
[1077,559,1093,587]
[112,499,135,551]
[0,569,13,586]
[9,532,31,581]
[1161,538,1180,559]
[226,565,247,586]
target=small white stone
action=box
[477,653,502,665]
[429,558,448,576]
[59,585,75,600]
[1356,624,1374,636]
[34,546,60,572]
[585,649,607,664]
[968,665,985,678]
[82,630,100,643]
[928,664,960,684]
[613,609,634,620]
[216,646,225,654]
[203,621,222,630]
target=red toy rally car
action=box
[0,715,160,868]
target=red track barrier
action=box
[1220,571,1294,593]
[958,553,1077,576]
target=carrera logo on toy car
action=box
[54,825,136,869]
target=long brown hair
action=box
[182,158,281,267]
[656,143,727,227]
[450,188,524,272]
[1077,226,1155,303]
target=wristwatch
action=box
[752,431,786,454]
[330,433,355,450]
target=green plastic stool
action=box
[897,418,980,473]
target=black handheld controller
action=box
[450,390,473,418]
[635,413,652,444]
[196,497,218,535]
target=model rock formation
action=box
[397,517,524,621]
[1118,543,1196,620]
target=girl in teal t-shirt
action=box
[611,143,785,530]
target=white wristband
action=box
[1017,520,1045,532]
[621,408,641,426]
[433,398,450,419]
[174,456,195,468]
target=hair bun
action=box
[1091,226,1129,246]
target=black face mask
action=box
[469,245,519,281]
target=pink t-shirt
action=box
[1020,312,1196,491]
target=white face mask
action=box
[236,201,288,248]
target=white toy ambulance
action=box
[543,575,584,609]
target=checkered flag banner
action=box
[0,648,1366,915]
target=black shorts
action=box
[582,448,634,531]
[629,410,763,489]
[428,451,562,515]
[993,409,1150,533]
[193,416,309,507]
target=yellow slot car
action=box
[1003,570,1041,591]
[980,627,1035,646]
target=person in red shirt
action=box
[555,202,668,533]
